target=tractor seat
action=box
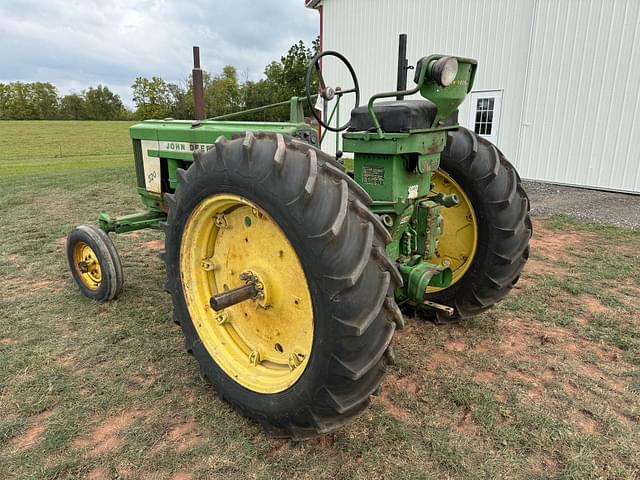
[348,100,438,133]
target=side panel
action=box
[141,139,161,193]
[128,120,318,202]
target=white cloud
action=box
[0,0,319,106]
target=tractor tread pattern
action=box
[426,127,531,320]
[164,131,401,439]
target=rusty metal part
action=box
[423,299,454,316]
[210,282,259,311]
[192,46,205,120]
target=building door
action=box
[468,90,502,145]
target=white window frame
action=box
[467,90,503,145]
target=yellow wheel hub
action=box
[72,242,102,290]
[427,169,478,292]
[180,194,314,393]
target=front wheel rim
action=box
[179,194,314,394]
[72,242,102,290]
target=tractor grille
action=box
[132,139,146,189]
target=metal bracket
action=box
[423,300,454,317]
[98,210,167,234]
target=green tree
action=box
[9,82,37,119]
[168,81,193,119]
[132,76,180,119]
[0,83,11,119]
[241,38,320,121]
[29,82,60,119]
[0,82,59,119]
[128,37,319,122]
[83,85,126,120]
[59,93,85,120]
[240,79,280,121]
[203,66,241,118]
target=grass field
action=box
[1,121,639,479]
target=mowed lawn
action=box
[1,121,639,479]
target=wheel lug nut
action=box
[288,351,305,370]
[249,350,261,366]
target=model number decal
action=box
[140,140,162,194]
[362,165,385,185]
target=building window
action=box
[474,97,495,135]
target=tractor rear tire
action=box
[164,132,403,439]
[425,128,531,321]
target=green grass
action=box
[0,120,134,177]
[1,121,640,479]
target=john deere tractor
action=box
[67,48,531,438]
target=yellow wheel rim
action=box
[427,169,478,293]
[72,242,102,290]
[180,194,314,394]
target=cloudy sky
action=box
[0,0,319,106]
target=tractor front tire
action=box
[66,225,124,302]
[164,132,403,439]
[425,128,531,321]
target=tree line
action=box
[0,39,318,122]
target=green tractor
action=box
[67,48,531,438]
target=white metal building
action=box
[306,0,640,193]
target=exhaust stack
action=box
[192,46,205,120]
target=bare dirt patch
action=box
[571,410,598,433]
[144,240,164,250]
[499,332,531,359]
[86,466,109,480]
[163,420,203,453]
[473,371,496,383]
[304,433,339,455]
[581,295,610,316]
[0,337,17,346]
[267,439,290,458]
[11,410,53,451]
[506,370,538,385]
[615,281,640,309]
[530,227,593,262]
[74,410,144,456]
[173,473,193,480]
[472,340,492,354]
[386,373,422,395]
[5,277,63,297]
[444,339,466,352]
[130,374,156,387]
[426,351,461,371]
[374,388,411,421]
[527,454,559,476]
[453,409,476,433]
[523,258,568,278]
[506,369,553,400]
[116,464,133,479]
[577,364,625,391]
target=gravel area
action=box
[522,181,640,229]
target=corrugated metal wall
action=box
[517,0,640,193]
[320,0,640,193]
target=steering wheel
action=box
[305,51,360,132]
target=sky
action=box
[0,0,319,106]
